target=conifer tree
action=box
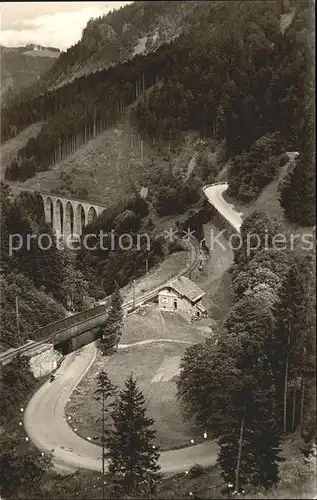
[279,151,315,226]
[30,223,65,302]
[272,253,316,434]
[0,182,12,272]
[61,250,89,311]
[94,371,116,499]
[218,297,283,491]
[218,385,282,491]
[100,284,124,353]
[4,198,34,277]
[298,253,316,439]
[105,375,161,496]
[233,210,281,272]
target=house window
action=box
[162,296,168,303]
[174,299,178,309]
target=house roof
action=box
[166,276,205,303]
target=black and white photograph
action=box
[0,1,315,498]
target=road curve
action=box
[202,183,243,233]
[25,341,219,474]
[203,152,299,235]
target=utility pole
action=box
[132,279,136,310]
[95,372,116,500]
[102,389,105,500]
[145,257,149,273]
[140,137,144,161]
[235,402,246,492]
[16,296,20,337]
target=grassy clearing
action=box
[66,343,203,451]
[121,306,209,344]
[20,116,146,205]
[157,465,224,499]
[122,249,189,304]
[18,115,200,206]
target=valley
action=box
[0,44,60,105]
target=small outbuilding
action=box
[157,276,207,319]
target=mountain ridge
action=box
[39,1,212,90]
[0,44,60,106]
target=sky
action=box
[0,2,131,50]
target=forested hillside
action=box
[0,184,86,348]
[178,211,316,491]
[0,44,60,106]
[39,1,211,89]
[131,2,313,156]
[3,1,312,186]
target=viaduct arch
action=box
[38,192,107,240]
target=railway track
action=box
[0,236,200,366]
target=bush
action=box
[168,238,186,253]
[60,171,71,182]
[77,187,89,200]
[154,177,200,216]
[189,464,205,478]
[0,356,37,426]
[278,151,315,226]
[0,272,65,349]
[228,132,287,202]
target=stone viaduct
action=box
[39,192,107,240]
[11,185,108,240]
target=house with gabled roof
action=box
[157,276,207,319]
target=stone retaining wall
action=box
[26,344,64,378]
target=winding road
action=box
[24,181,237,474]
[202,152,299,235]
[25,340,219,474]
